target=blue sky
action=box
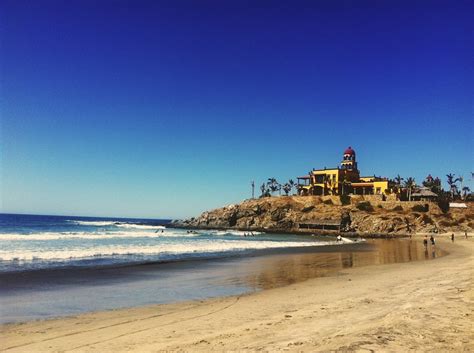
[1,0,473,218]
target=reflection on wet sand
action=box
[0,239,447,324]
[216,239,447,291]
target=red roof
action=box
[344,146,355,155]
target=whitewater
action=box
[0,214,351,272]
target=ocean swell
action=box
[68,220,166,229]
[0,239,340,262]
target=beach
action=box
[1,234,472,352]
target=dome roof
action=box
[344,146,355,155]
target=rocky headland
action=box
[175,195,473,236]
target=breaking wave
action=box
[0,239,335,262]
[0,231,197,241]
[67,220,166,230]
[68,220,117,226]
[116,224,165,230]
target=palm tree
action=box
[266,178,281,196]
[260,183,265,197]
[462,186,470,199]
[341,174,350,195]
[394,174,404,193]
[321,175,331,196]
[422,175,442,195]
[404,177,415,201]
[282,179,296,196]
[260,183,270,198]
[446,173,461,200]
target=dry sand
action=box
[1,235,473,352]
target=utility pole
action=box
[251,181,255,199]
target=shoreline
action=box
[1,234,472,352]
[168,223,415,238]
[0,239,420,325]
[0,239,369,277]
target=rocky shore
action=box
[174,195,473,236]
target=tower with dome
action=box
[297,147,392,196]
[340,146,357,171]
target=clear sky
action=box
[1,0,473,219]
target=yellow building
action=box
[297,147,391,196]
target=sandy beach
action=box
[1,234,472,352]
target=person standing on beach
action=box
[451,233,455,242]
[423,235,428,248]
[430,235,436,246]
[465,231,468,239]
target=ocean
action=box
[0,213,337,273]
[0,213,444,324]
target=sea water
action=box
[1,214,445,323]
[0,213,338,273]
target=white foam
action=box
[340,237,356,243]
[68,220,117,226]
[116,224,165,230]
[210,230,263,236]
[0,230,197,241]
[68,220,165,230]
[0,239,333,261]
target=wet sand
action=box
[1,235,473,352]
[0,239,441,324]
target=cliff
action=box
[176,195,473,236]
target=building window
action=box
[376,187,381,194]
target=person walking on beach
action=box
[465,231,468,239]
[430,235,436,246]
[451,233,455,242]
[423,235,428,248]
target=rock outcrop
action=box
[175,196,473,236]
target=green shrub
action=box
[323,199,333,205]
[421,214,433,224]
[392,205,403,211]
[356,201,374,212]
[339,194,351,205]
[437,199,449,213]
[412,204,428,212]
